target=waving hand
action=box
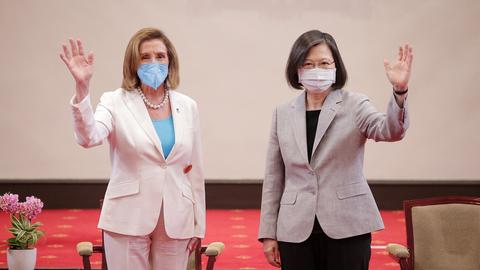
[384,44,413,92]
[59,39,94,101]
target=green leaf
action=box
[17,237,27,244]
[31,222,43,228]
[8,228,20,234]
[7,237,17,244]
[15,230,26,242]
[30,233,38,245]
[11,215,22,229]
[7,238,21,249]
[20,215,30,229]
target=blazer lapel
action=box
[165,91,184,162]
[122,90,166,161]
[311,90,343,158]
[292,92,311,167]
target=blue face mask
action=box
[137,63,168,90]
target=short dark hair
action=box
[286,30,347,90]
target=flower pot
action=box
[7,248,37,270]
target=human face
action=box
[139,39,169,65]
[301,43,335,70]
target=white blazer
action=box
[71,88,205,239]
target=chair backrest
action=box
[404,196,480,270]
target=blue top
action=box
[152,115,175,158]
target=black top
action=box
[306,110,321,163]
[306,109,322,234]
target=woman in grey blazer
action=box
[258,30,413,269]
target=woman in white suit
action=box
[60,28,205,270]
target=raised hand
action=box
[59,39,94,101]
[384,44,413,92]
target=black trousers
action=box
[278,219,371,270]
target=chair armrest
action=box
[386,243,410,259]
[204,242,225,256]
[77,241,94,256]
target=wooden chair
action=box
[386,196,480,270]
[77,236,225,270]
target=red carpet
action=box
[0,210,405,269]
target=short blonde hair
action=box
[121,27,180,90]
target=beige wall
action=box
[1,0,479,181]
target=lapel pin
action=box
[183,164,193,174]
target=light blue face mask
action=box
[137,63,168,90]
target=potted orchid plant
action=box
[0,192,44,270]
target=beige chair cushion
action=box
[412,203,480,270]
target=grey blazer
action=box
[258,89,409,243]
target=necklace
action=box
[136,88,169,110]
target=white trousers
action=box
[103,208,190,270]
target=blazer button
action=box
[309,171,315,176]
[161,164,167,169]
